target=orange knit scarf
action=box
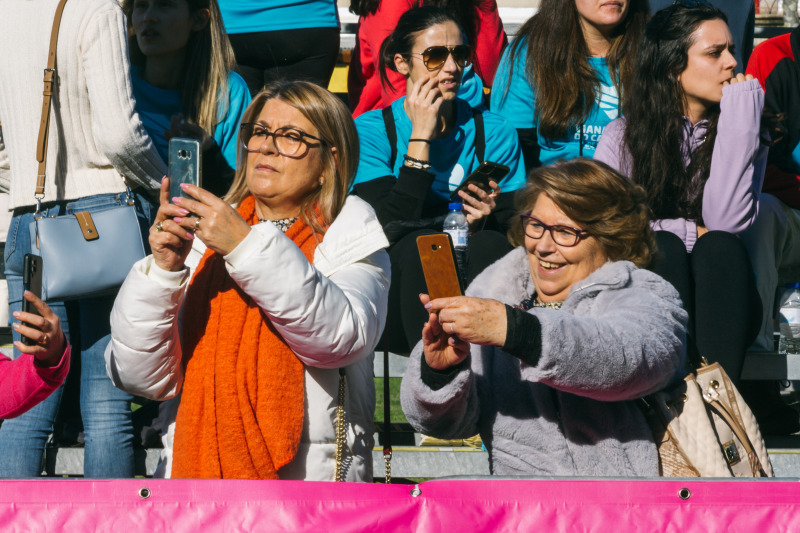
[171,196,322,479]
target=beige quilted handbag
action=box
[642,362,773,477]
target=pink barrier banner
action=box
[0,478,798,531]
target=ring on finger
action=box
[39,332,48,346]
[449,323,455,335]
[155,221,164,233]
[194,217,202,231]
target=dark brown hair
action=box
[499,0,648,140]
[509,159,655,268]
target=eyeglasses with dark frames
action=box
[411,45,472,71]
[240,123,326,157]
[520,213,589,247]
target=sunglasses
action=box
[411,45,472,71]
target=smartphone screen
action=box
[168,138,202,201]
[21,254,43,346]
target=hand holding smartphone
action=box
[450,161,510,202]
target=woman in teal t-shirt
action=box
[352,6,525,353]
[218,0,340,96]
[123,0,251,196]
[491,0,648,173]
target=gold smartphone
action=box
[416,233,462,300]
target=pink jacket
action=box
[0,345,70,419]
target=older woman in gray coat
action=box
[401,159,687,476]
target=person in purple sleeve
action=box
[594,4,777,412]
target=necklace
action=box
[257,216,298,233]
[516,296,563,311]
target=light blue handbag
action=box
[29,0,145,301]
[29,190,145,301]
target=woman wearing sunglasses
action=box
[106,81,390,480]
[401,159,686,476]
[347,0,506,117]
[491,0,648,173]
[593,4,786,427]
[351,6,526,354]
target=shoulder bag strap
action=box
[382,106,398,171]
[472,108,485,163]
[35,0,70,201]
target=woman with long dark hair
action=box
[347,0,506,116]
[352,6,525,354]
[594,4,774,413]
[491,0,648,172]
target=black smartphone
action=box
[168,137,202,201]
[21,253,43,346]
[450,161,510,202]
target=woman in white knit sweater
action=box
[0,0,166,478]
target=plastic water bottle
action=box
[779,283,800,355]
[443,202,468,287]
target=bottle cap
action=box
[786,282,800,289]
[448,203,463,210]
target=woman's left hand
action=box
[172,183,251,256]
[458,180,500,231]
[424,294,508,347]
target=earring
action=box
[319,178,324,186]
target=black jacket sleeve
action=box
[352,165,435,227]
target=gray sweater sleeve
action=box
[400,342,481,440]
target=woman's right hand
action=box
[419,294,470,370]
[149,177,196,272]
[405,75,443,143]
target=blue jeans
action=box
[0,190,154,478]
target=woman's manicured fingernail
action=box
[424,303,432,309]
[186,232,195,240]
[178,208,190,215]
[13,323,19,330]
[12,311,19,318]
[180,183,189,190]
[172,197,182,204]
[174,217,183,224]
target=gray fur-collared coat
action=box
[400,247,687,476]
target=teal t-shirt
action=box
[218,0,339,34]
[490,41,620,164]
[353,97,526,205]
[131,68,252,169]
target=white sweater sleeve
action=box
[105,256,190,400]
[81,4,166,192]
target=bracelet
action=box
[402,154,432,171]
[408,138,431,144]
[403,154,431,165]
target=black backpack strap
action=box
[472,108,485,163]
[382,106,398,170]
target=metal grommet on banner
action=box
[410,485,422,498]
[678,488,691,500]
[138,487,151,500]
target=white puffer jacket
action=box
[105,196,390,481]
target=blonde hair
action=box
[224,81,359,234]
[509,159,656,268]
[123,0,236,135]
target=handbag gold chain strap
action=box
[335,368,346,482]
